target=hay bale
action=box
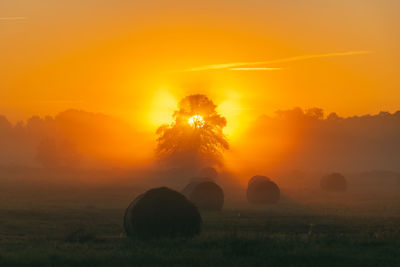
[183,180,224,211]
[321,173,347,192]
[248,175,271,185]
[247,175,280,204]
[199,167,218,180]
[124,187,202,239]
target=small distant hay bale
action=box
[124,187,202,239]
[321,173,347,192]
[247,175,280,204]
[199,167,218,180]
[183,180,224,211]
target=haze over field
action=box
[0,0,399,199]
[1,107,400,172]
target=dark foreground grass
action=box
[1,208,400,267]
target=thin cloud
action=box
[179,50,372,72]
[0,17,28,21]
[40,100,85,105]
[229,67,282,71]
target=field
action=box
[1,168,400,266]
[1,201,400,266]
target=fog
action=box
[0,106,399,214]
[0,109,153,169]
[227,108,400,176]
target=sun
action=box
[188,115,205,128]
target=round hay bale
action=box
[183,181,224,211]
[321,173,347,192]
[124,187,202,239]
[199,167,218,180]
[248,175,271,186]
[247,175,280,204]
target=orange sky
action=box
[1,0,400,139]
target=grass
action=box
[1,206,400,266]
[1,169,399,266]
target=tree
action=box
[156,94,229,168]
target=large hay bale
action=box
[199,166,218,180]
[124,187,202,239]
[321,173,347,192]
[183,180,224,211]
[247,175,280,204]
[248,175,271,185]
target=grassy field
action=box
[1,204,400,266]
[1,167,399,266]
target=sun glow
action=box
[148,89,177,128]
[188,115,205,128]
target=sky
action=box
[1,0,400,138]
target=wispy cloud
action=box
[0,17,27,21]
[40,100,84,105]
[229,67,282,71]
[179,50,372,72]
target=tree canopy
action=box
[156,94,229,168]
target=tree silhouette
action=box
[156,94,229,168]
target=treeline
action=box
[0,109,151,169]
[1,107,400,172]
[241,108,400,172]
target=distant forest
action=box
[244,108,400,172]
[0,109,150,169]
[0,108,399,172]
